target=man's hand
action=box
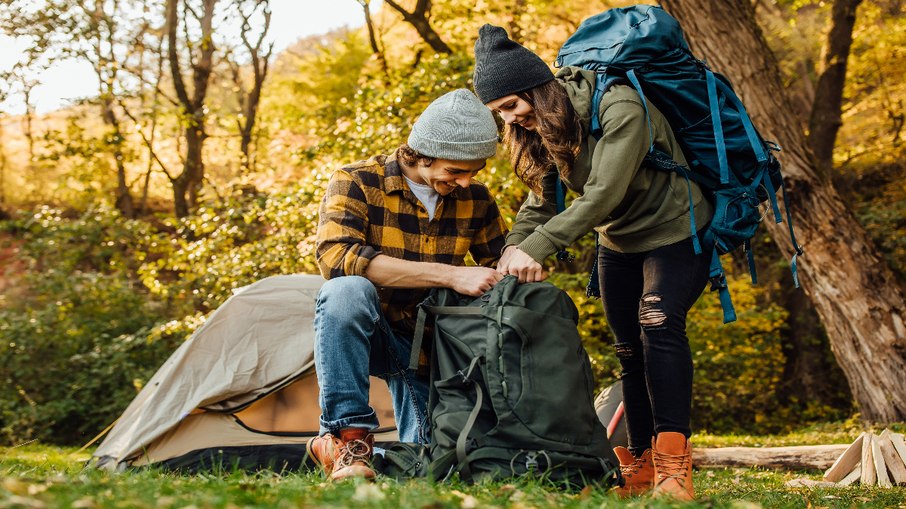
[449,266,505,296]
[497,245,547,283]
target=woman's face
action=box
[485,94,537,132]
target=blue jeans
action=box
[313,276,430,444]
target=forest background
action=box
[0,0,903,448]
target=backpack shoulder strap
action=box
[410,304,484,371]
[589,73,628,139]
[624,70,655,154]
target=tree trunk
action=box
[236,1,273,175]
[661,0,906,422]
[100,98,136,218]
[166,0,215,217]
[808,0,863,178]
[173,124,205,218]
[383,0,453,54]
[778,277,853,412]
[359,0,389,75]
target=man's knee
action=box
[319,275,375,299]
[317,276,379,314]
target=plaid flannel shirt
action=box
[316,151,508,334]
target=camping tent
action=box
[595,381,627,449]
[91,274,398,472]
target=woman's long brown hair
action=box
[503,80,585,195]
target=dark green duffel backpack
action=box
[409,275,620,487]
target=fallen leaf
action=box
[2,495,46,509]
[1,478,29,495]
[352,483,386,502]
[71,497,96,509]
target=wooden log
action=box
[861,433,877,485]
[824,431,865,482]
[692,444,849,470]
[890,432,906,466]
[878,430,906,485]
[837,464,862,486]
[872,432,892,487]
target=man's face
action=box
[417,158,487,195]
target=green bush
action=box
[0,190,328,445]
[136,188,323,314]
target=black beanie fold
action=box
[473,24,555,104]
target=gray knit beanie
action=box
[408,89,498,160]
[473,24,554,104]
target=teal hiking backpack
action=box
[554,4,803,323]
[409,276,620,486]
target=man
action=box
[308,89,507,480]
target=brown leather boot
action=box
[307,428,376,480]
[651,432,694,500]
[613,447,654,497]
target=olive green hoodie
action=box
[507,67,713,260]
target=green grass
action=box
[2,431,905,509]
[694,418,906,448]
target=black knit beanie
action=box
[473,24,555,104]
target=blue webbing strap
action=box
[714,78,768,164]
[677,165,703,256]
[554,176,574,262]
[709,248,737,323]
[555,175,566,213]
[760,166,783,224]
[626,70,654,153]
[705,70,729,185]
[780,177,804,289]
[745,240,757,285]
[590,73,607,137]
[648,151,702,256]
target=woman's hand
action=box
[497,245,547,283]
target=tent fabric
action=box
[131,372,398,468]
[92,274,333,469]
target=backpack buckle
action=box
[525,452,539,471]
[709,274,728,292]
[510,450,551,475]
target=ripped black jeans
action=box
[597,233,710,456]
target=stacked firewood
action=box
[823,429,906,487]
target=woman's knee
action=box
[638,292,688,333]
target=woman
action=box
[473,24,713,500]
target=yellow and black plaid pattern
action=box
[316,151,508,333]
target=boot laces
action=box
[621,455,646,477]
[655,451,688,483]
[335,439,372,469]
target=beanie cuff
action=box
[475,75,554,104]
[408,135,498,161]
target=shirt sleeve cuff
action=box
[349,246,381,276]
